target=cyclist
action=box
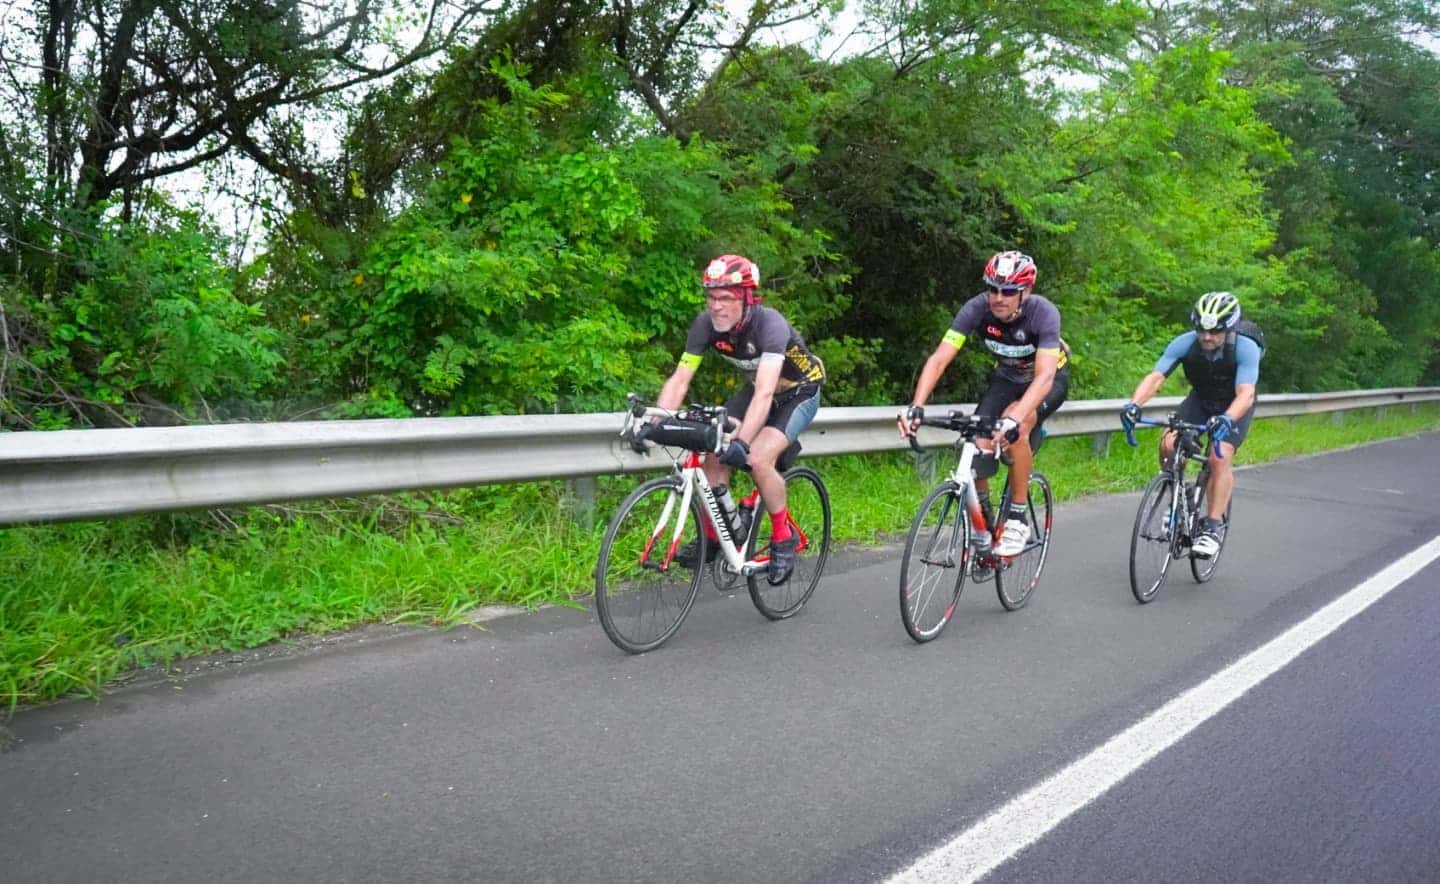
[1120,291,1262,558]
[898,251,1070,557]
[641,254,826,585]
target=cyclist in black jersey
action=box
[647,255,825,585]
[898,251,1070,556]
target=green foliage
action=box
[326,56,836,416]
[5,201,282,427]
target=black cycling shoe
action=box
[672,536,716,568]
[767,536,798,585]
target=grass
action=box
[3,403,1438,710]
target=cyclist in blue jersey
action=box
[643,254,825,585]
[1120,291,1263,557]
[899,251,1070,556]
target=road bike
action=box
[898,411,1053,643]
[1123,413,1232,603]
[594,395,832,653]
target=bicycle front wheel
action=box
[994,472,1053,611]
[1130,474,1176,604]
[748,466,831,620]
[899,481,968,643]
[595,477,706,653]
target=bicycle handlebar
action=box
[1122,413,1225,460]
[622,394,734,454]
[900,411,1005,453]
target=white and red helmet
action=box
[982,251,1037,291]
[702,254,762,305]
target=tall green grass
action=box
[4,404,1437,709]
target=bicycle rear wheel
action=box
[1130,474,1176,603]
[994,472,1053,611]
[1189,481,1233,583]
[595,477,706,653]
[899,481,968,642]
[748,466,831,620]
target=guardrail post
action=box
[1091,432,1110,458]
[1331,411,1345,426]
[566,477,597,530]
[910,448,938,486]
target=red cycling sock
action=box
[769,508,793,543]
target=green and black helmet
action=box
[1190,291,1241,332]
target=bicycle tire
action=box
[1130,474,1176,604]
[899,481,968,642]
[595,476,706,653]
[748,466,831,620]
[1189,480,1233,583]
[994,472,1053,611]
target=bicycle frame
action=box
[627,405,806,578]
[940,436,997,547]
[908,417,1007,549]
[1129,415,1215,551]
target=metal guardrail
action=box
[2,388,1437,525]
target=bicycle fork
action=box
[920,481,988,568]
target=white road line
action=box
[887,534,1440,884]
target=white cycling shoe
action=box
[1192,531,1221,558]
[992,519,1031,557]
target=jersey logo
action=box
[986,325,1003,337]
[745,343,756,356]
[715,340,735,353]
[1014,330,1026,343]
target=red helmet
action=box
[702,254,762,305]
[982,251,1037,291]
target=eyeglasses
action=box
[1195,327,1226,336]
[986,285,1024,297]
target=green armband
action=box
[678,352,702,371]
[941,329,967,349]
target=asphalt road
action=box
[5,432,1440,883]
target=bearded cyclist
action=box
[1120,291,1263,558]
[898,251,1070,557]
[643,254,826,585]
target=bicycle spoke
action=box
[748,467,830,620]
[995,473,1051,611]
[900,483,968,642]
[596,479,704,653]
[1129,475,1175,603]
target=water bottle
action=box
[714,484,740,536]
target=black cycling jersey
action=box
[945,294,1070,384]
[680,306,826,393]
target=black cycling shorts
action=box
[1176,393,1255,450]
[974,369,1069,426]
[724,382,823,441]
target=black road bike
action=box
[594,396,832,653]
[1124,413,1232,604]
[899,412,1054,643]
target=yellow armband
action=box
[941,329,967,349]
[678,352,702,371]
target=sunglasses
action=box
[986,285,1024,297]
